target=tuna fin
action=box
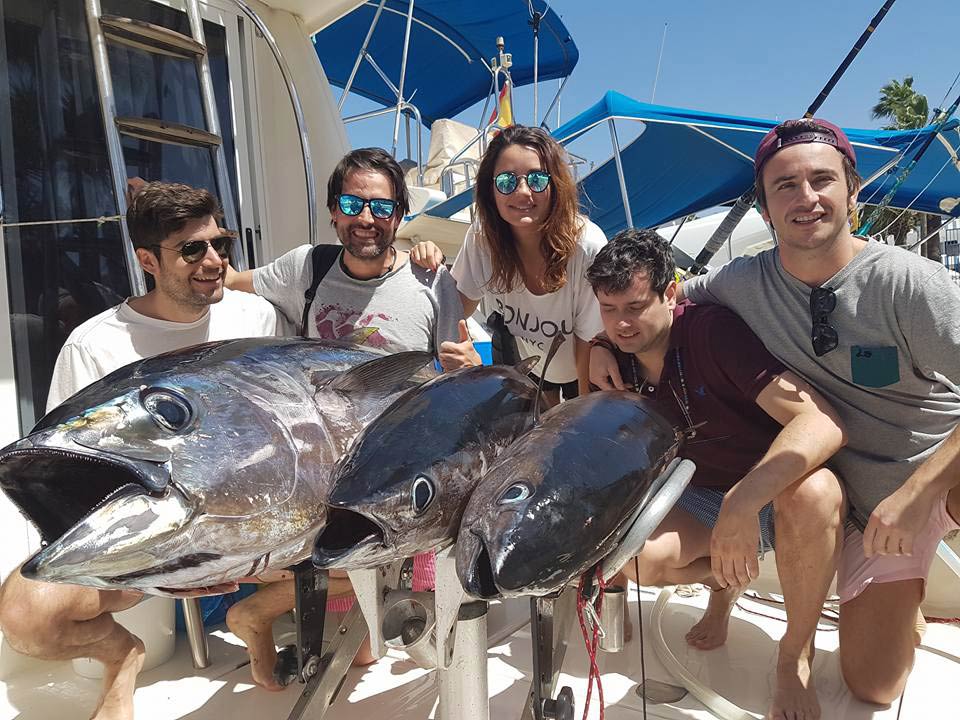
[514,356,540,376]
[325,350,435,396]
[533,334,567,424]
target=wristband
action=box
[589,336,617,353]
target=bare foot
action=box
[91,635,145,720]
[686,585,740,650]
[767,653,820,720]
[915,609,927,647]
[226,606,284,691]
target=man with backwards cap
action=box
[591,118,960,715]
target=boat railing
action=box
[343,102,425,186]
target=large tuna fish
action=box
[456,391,681,599]
[312,360,540,569]
[0,338,433,595]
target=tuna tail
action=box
[532,333,567,424]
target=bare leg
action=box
[767,468,844,720]
[619,506,736,649]
[0,568,144,720]
[225,573,357,690]
[87,621,145,720]
[839,579,922,705]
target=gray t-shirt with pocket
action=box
[253,244,462,355]
[684,242,960,518]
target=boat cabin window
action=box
[0,0,243,432]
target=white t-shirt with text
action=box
[451,218,607,384]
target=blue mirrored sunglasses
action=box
[337,194,397,219]
[494,170,551,195]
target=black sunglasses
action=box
[337,194,397,219]
[810,286,838,357]
[151,235,233,264]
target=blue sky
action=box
[342,1,960,169]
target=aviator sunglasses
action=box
[810,286,839,357]
[337,194,397,219]
[150,235,233,263]
[493,170,551,195]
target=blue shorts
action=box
[676,486,776,556]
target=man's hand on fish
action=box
[588,342,625,391]
[165,581,241,598]
[438,319,482,370]
[409,240,446,271]
[710,501,760,588]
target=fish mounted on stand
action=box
[0,337,434,595]
[312,358,541,570]
[456,391,683,599]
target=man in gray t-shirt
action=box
[224,147,471,689]
[593,119,960,710]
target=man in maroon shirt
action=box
[587,228,846,720]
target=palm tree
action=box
[871,76,929,130]
[867,77,941,260]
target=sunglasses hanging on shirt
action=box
[810,286,839,356]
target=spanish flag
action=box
[489,80,513,128]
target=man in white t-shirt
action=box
[0,182,279,720]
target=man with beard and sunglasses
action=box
[591,119,960,715]
[227,147,465,358]
[0,181,280,720]
[224,147,472,690]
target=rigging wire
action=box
[635,557,648,720]
[858,66,960,211]
[872,153,955,239]
[857,88,960,236]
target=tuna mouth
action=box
[0,446,168,544]
[312,508,385,568]
[460,532,501,600]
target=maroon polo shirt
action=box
[611,302,785,490]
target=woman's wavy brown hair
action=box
[474,125,582,293]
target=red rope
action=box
[576,567,607,720]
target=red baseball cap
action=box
[754,118,857,179]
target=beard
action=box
[336,224,394,260]
[155,273,224,309]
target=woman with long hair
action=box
[419,125,606,404]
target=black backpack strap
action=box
[300,244,342,338]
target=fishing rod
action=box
[688,0,897,274]
[856,89,960,236]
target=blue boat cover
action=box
[314,1,578,126]
[554,91,960,238]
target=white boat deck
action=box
[3,578,958,720]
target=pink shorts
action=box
[837,493,960,604]
[326,551,436,613]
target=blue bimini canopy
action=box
[555,91,960,238]
[314,0,578,126]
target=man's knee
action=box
[631,540,676,587]
[774,467,844,529]
[841,651,910,705]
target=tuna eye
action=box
[498,482,532,505]
[142,390,192,432]
[412,475,435,515]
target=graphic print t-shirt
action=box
[452,218,607,383]
[252,244,462,354]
